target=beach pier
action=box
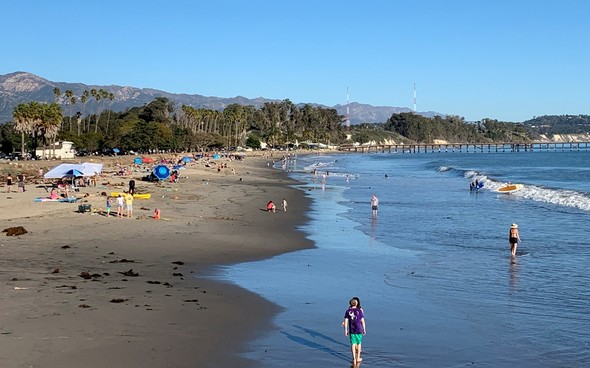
[338,142,590,154]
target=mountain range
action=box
[0,72,441,125]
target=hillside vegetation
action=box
[0,92,587,157]
[522,115,590,135]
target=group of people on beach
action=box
[266,199,287,213]
[353,196,520,365]
[5,173,26,193]
[370,193,521,257]
[105,192,133,218]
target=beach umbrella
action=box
[64,169,84,177]
[133,157,142,165]
[153,165,170,180]
[182,156,192,163]
[142,157,154,163]
[62,168,84,186]
[212,154,221,159]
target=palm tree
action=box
[64,90,74,131]
[38,103,63,159]
[80,90,89,135]
[12,102,37,156]
[105,92,114,134]
[69,95,78,132]
[53,87,61,103]
[90,88,103,133]
[95,88,109,133]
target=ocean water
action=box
[219,150,590,367]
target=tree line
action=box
[522,114,590,135]
[382,113,530,143]
[0,92,545,158]
[0,96,347,157]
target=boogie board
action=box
[497,184,523,194]
[34,197,78,203]
[110,192,152,199]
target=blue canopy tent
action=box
[153,165,170,180]
[112,148,120,154]
[44,163,103,179]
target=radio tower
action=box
[346,87,351,131]
[413,83,417,112]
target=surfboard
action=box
[497,184,523,193]
[110,192,152,199]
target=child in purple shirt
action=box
[343,297,366,365]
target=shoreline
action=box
[0,154,314,367]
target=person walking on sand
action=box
[370,194,379,217]
[282,198,288,212]
[17,173,26,193]
[6,173,12,193]
[116,194,124,218]
[343,297,366,365]
[105,196,112,218]
[509,223,521,256]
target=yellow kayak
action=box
[497,184,523,194]
[110,192,152,199]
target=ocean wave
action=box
[438,165,590,212]
[303,161,336,172]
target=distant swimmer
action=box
[371,194,379,217]
[384,174,389,178]
[509,223,521,257]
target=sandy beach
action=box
[0,153,313,367]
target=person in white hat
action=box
[509,223,521,256]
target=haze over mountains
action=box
[0,72,440,125]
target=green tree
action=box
[12,102,38,156]
[37,103,63,158]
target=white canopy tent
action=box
[44,163,103,179]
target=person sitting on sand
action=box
[266,201,276,213]
[49,188,59,200]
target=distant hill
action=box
[0,72,440,125]
[522,114,590,135]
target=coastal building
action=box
[35,140,76,160]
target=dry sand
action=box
[0,153,313,367]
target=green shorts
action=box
[350,333,363,345]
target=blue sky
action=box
[2,0,589,122]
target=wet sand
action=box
[0,153,313,367]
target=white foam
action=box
[485,182,590,211]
